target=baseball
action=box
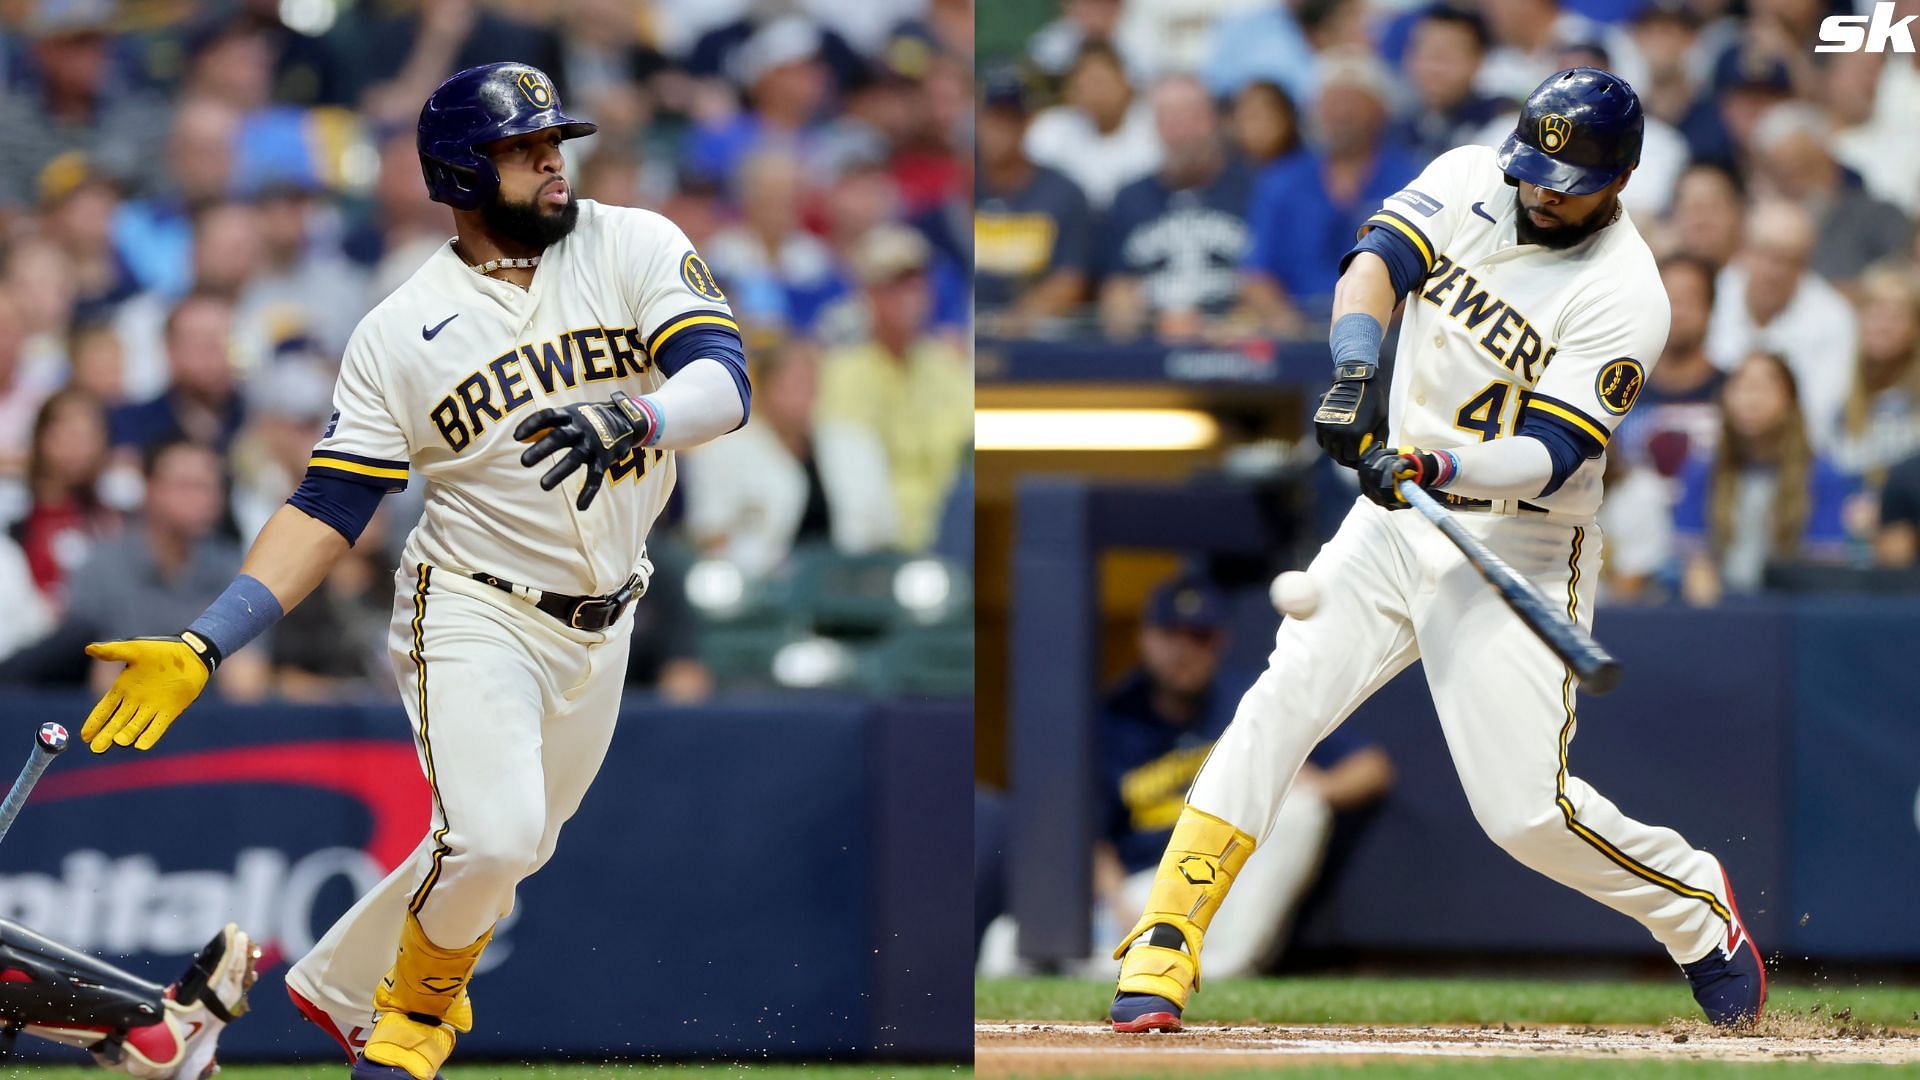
[1270,571,1320,619]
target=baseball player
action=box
[1110,70,1766,1033]
[74,62,751,1080]
[0,921,256,1078]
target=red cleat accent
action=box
[1720,865,1767,1022]
[1112,1011,1183,1033]
[286,984,356,1063]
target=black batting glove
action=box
[1313,362,1387,468]
[514,392,653,511]
[1357,444,1454,510]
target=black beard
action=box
[481,188,579,250]
[1514,190,1616,250]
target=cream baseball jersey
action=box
[307,199,739,596]
[1357,145,1669,520]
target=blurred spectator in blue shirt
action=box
[1241,51,1418,332]
[1684,51,1793,178]
[1874,449,1920,567]
[704,149,849,337]
[38,153,142,322]
[116,200,263,400]
[1228,80,1302,172]
[1200,0,1317,104]
[1024,41,1161,211]
[109,291,244,457]
[685,15,835,186]
[976,69,1094,333]
[1099,75,1253,341]
[1619,254,1726,473]
[112,96,240,301]
[1674,351,1857,605]
[0,0,170,209]
[1393,5,1504,163]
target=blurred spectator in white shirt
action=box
[1706,199,1857,450]
[683,338,896,577]
[1825,52,1920,218]
[1024,40,1162,210]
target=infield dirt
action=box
[974,1015,1920,1075]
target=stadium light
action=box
[685,559,747,615]
[974,409,1219,451]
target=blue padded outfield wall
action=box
[1009,478,1920,962]
[0,693,972,1063]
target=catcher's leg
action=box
[0,920,258,1079]
[1112,501,1417,1031]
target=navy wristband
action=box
[186,574,285,662]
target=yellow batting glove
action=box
[80,633,219,753]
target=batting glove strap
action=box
[1399,447,1457,489]
[177,630,222,673]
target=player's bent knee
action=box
[1477,806,1569,865]
[450,824,544,891]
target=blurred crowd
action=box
[0,0,973,701]
[979,0,1920,603]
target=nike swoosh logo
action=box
[422,314,458,340]
[1472,202,1496,223]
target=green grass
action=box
[976,975,1920,1028]
[2,1065,970,1078]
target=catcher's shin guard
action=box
[0,917,166,1038]
[361,913,489,1080]
[1111,806,1256,1009]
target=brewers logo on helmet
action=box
[1538,114,1572,154]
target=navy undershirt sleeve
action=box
[1517,411,1605,498]
[1341,226,1426,300]
[288,472,388,544]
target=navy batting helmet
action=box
[417,62,597,211]
[1496,68,1642,196]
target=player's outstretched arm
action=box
[80,506,350,754]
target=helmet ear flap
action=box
[419,153,496,212]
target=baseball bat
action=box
[0,723,70,845]
[1397,481,1624,695]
